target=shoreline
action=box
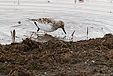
[0,33,113,76]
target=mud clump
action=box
[0,34,113,76]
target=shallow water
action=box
[0,0,113,44]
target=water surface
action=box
[0,0,113,44]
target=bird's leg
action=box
[34,22,39,28]
[34,22,40,32]
[36,26,40,32]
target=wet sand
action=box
[0,33,113,76]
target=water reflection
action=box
[30,32,66,42]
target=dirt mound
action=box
[0,34,113,76]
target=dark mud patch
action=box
[0,34,113,76]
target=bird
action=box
[28,18,66,34]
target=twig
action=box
[10,29,15,43]
[71,30,75,37]
[75,0,76,3]
[13,30,15,43]
[71,30,75,40]
[87,27,88,40]
[18,0,19,5]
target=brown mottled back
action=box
[37,18,55,24]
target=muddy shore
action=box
[0,34,113,76]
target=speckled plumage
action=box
[29,18,66,34]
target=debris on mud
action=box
[0,33,113,76]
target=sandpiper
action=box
[29,18,66,34]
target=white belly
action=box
[36,22,54,32]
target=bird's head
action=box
[57,20,66,34]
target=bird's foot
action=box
[37,28,40,32]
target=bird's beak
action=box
[62,28,66,34]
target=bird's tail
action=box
[27,18,37,22]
